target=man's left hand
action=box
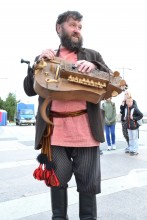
[75,60,96,73]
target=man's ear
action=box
[56,24,61,35]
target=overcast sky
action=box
[0,0,147,113]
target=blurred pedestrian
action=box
[120,90,137,153]
[102,98,116,151]
[124,97,143,155]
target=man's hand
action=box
[75,60,97,73]
[39,49,56,60]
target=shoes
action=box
[100,150,103,155]
[125,147,130,153]
[112,144,116,150]
[130,152,139,156]
[107,145,116,150]
[107,146,111,151]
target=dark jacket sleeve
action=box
[133,107,143,121]
[87,102,105,143]
[133,100,138,108]
[120,102,127,121]
[23,56,40,97]
[23,65,36,96]
[127,107,143,130]
[120,104,125,114]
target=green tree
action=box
[4,93,17,121]
[0,97,5,109]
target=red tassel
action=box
[44,168,60,187]
[50,169,60,186]
[33,164,60,187]
[33,164,45,180]
[44,167,52,180]
[33,124,60,187]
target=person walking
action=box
[124,97,143,155]
[120,90,137,153]
[102,98,116,151]
[23,11,111,220]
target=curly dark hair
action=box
[56,11,83,32]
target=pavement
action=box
[0,123,147,220]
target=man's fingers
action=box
[39,49,56,60]
[76,60,95,73]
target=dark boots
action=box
[51,188,97,220]
[51,187,68,220]
[79,193,97,220]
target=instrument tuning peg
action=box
[113,71,120,77]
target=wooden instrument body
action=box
[34,58,126,104]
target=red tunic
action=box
[50,48,100,147]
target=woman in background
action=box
[124,97,143,155]
[120,90,137,153]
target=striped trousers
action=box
[51,145,101,194]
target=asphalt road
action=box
[0,123,147,220]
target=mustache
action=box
[72,33,79,38]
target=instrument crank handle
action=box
[20,59,30,65]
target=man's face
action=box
[57,17,83,51]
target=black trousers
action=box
[121,121,129,145]
[51,146,101,194]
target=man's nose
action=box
[73,26,81,33]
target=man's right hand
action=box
[39,49,56,60]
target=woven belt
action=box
[50,109,87,118]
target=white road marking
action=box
[0,159,37,169]
[0,169,147,219]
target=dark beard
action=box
[60,29,83,52]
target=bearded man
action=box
[23,11,109,220]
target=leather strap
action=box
[50,109,87,118]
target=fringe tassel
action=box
[33,123,60,187]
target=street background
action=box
[0,122,147,220]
